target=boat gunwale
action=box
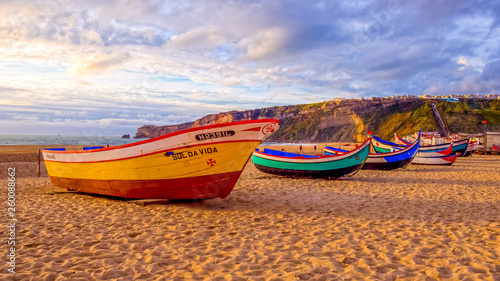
[415,153,458,160]
[425,140,467,151]
[253,138,371,163]
[41,119,279,155]
[417,142,453,156]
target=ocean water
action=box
[260,142,316,146]
[0,135,313,146]
[0,135,143,146]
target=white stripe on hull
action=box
[43,120,279,163]
[412,156,456,165]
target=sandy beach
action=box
[1,145,499,280]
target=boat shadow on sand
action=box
[43,189,233,209]
[41,177,500,224]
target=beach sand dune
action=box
[0,146,499,280]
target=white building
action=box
[418,95,432,99]
[432,137,444,145]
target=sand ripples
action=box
[0,156,499,280]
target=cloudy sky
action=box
[1,0,499,136]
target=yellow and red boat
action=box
[42,119,280,200]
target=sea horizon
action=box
[0,134,344,146]
[0,134,142,146]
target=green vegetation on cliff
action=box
[358,100,431,140]
[268,107,327,141]
[137,98,500,143]
[364,99,500,140]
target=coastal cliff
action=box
[135,98,500,142]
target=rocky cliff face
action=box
[135,123,194,139]
[135,98,500,142]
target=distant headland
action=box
[135,95,500,143]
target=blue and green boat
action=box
[251,139,370,179]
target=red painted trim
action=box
[436,144,453,155]
[44,139,262,163]
[49,170,243,199]
[443,154,458,163]
[43,119,279,155]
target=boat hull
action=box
[362,133,420,170]
[253,163,363,179]
[451,140,468,155]
[362,156,414,170]
[462,141,477,157]
[411,154,458,165]
[415,143,452,158]
[43,119,280,199]
[49,171,242,199]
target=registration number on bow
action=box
[195,130,235,141]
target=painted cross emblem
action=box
[207,159,216,166]
[261,124,276,135]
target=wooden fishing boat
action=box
[394,133,468,155]
[251,139,370,179]
[415,143,452,157]
[463,140,478,157]
[326,133,420,170]
[42,119,280,200]
[371,135,407,153]
[411,154,459,165]
[364,134,420,170]
[426,138,468,155]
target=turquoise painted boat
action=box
[251,139,370,179]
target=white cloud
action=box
[69,52,130,76]
[80,30,104,46]
[238,27,290,61]
[11,114,39,122]
[457,56,470,71]
[1,0,500,135]
[166,25,227,50]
